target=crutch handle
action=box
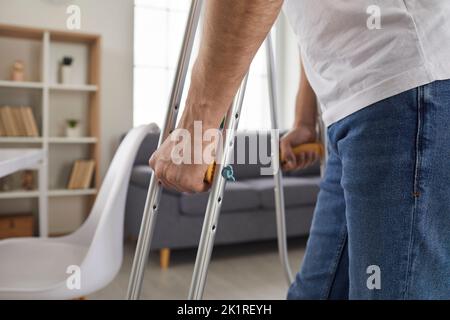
[281,142,324,165]
[204,142,324,184]
[204,162,217,184]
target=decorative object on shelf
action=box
[0,106,39,137]
[59,56,74,84]
[65,119,81,138]
[0,177,11,192]
[0,213,34,239]
[21,170,35,191]
[67,159,95,190]
[11,60,25,82]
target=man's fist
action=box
[149,131,210,193]
[280,126,318,171]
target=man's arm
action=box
[280,57,319,171]
[294,57,317,129]
[150,0,283,193]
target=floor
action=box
[89,237,307,300]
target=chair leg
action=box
[159,248,170,269]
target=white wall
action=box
[0,0,134,178]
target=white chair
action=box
[0,124,159,299]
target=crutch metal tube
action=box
[317,111,328,177]
[126,0,203,300]
[265,32,294,285]
[188,74,250,300]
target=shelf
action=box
[0,24,101,235]
[49,137,98,144]
[0,137,43,143]
[0,81,98,92]
[49,84,98,92]
[0,188,97,199]
[0,190,40,199]
[0,80,44,89]
[0,23,44,40]
[0,137,97,144]
[49,188,97,197]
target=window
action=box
[134,0,273,130]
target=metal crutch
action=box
[188,73,250,300]
[265,31,294,285]
[189,33,292,300]
[126,0,203,300]
[266,34,328,285]
[188,30,307,299]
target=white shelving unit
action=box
[0,24,101,235]
[49,188,97,197]
[0,80,44,89]
[48,137,98,144]
[0,137,44,143]
[0,190,40,199]
[49,83,98,92]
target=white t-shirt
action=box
[283,0,450,126]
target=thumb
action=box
[149,152,157,170]
[281,143,297,170]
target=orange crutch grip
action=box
[204,142,324,184]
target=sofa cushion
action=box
[134,132,159,166]
[286,161,321,177]
[230,132,269,180]
[130,165,179,196]
[232,163,264,180]
[230,132,321,179]
[130,165,153,189]
[180,181,260,216]
[246,177,321,209]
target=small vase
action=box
[12,70,24,82]
[66,126,81,138]
[60,65,72,84]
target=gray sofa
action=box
[124,131,320,266]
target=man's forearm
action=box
[179,0,283,130]
[293,57,317,129]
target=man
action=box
[149,1,450,299]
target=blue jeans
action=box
[287,79,450,300]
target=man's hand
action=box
[281,55,320,172]
[149,133,209,193]
[149,104,218,193]
[148,0,283,193]
[280,125,318,171]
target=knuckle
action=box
[280,139,289,148]
[167,167,181,186]
[189,178,204,193]
[158,163,170,180]
[193,184,204,193]
[149,155,156,168]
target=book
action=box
[23,107,39,137]
[1,106,19,136]
[68,161,82,189]
[68,160,95,189]
[19,107,32,137]
[75,161,87,189]
[0,115,5,136]
[0,106,39,137]
[80,160,95,189]
[12,107,26,136]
